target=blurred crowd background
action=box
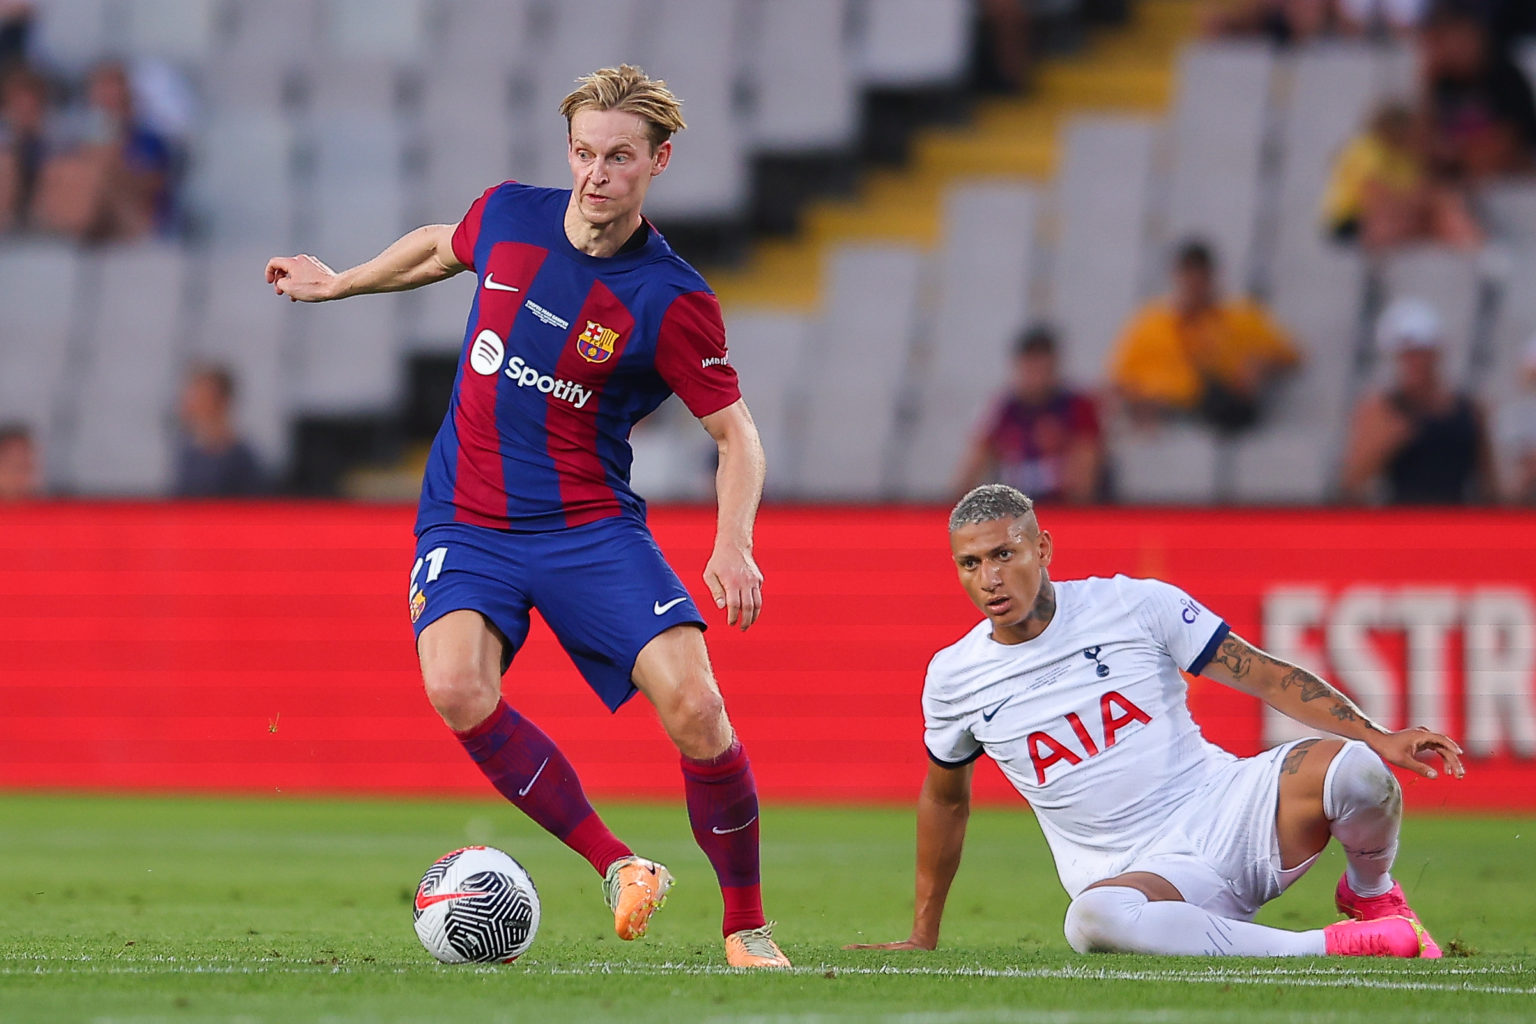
[1,0,1534,507]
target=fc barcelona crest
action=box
[576,320,620,364]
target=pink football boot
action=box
[1323,915,1431,957]
[1334,875,1443,959]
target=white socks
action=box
[1323,740,1401,898]
[1064,886,1326,957]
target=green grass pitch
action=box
[0,793,1531,1023]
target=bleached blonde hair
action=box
[558,64,686,149]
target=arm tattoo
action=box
[1281,738,1320,775]
[1211,636,1253,679]
[1217,634,1377,732]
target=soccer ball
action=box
[412,846,541,963]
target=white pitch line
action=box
[3,959,1533,995]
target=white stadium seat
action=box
[1375,247,1484,389]
[898,181,1040,500]
[320,0,428,61]
[190,247,300,471]
[1113,424,1221,505]
[1050,115,1160,387]
[184,113,297,248]
[721,311,814,499]
[743,0,858,152]
[64,243,190,494]
[793,244,925,499]
[856,0,970,88]
[122,0,219,66]
[1163,43,1277,295]
[0,243,82,480]
[638,0,748,220]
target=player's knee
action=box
[1325,740,1401,819]
[663,684,729,757]
[420,662,499,731]
[1063,887,1145,954]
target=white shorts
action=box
[1121,739,1315,921]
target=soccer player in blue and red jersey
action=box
[264,66,789,968]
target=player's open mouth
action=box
[985,595,1011,615]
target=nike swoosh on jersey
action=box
[711,815,758,835]
[483,274,520,293]
[981,698,1010,722]
[653,597,687,615]
[517,757,550,797]
[414,889,483,911]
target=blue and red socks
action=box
[454,700,631,876]
[681,737,765,936]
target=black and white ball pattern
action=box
[413,846,540,963]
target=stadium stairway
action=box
[705,0,1202,313]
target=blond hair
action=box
[558,64,686,149]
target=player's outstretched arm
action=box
[1202,632,1466,780]
[845,759,973,952]
[699,399,766,631]
[264,224,464,303]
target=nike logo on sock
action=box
[653,597,687,615]
[518,757,549,797]
[712,815,758,835]
[483,273,520,293]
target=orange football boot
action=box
[724,923,792,968]
[603,856,673,940]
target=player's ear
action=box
[1037,529,1053,567]
[651,139,671,175]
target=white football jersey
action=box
[923,575,1232,897]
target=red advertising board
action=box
[1,503,1533,810]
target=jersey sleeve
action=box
[450,184,501,271]
[654,291,742,418]
[922,659,982,767]
[1117,576,1229,674]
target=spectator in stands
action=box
[173,364,265,497]
[954,324,1105,504]
[1321,101,1482,251]
[0,2,30,68]
[0,62,49,232]
[1202,0,1339,46]
[1505,334,1536,504]
[1108,239,1300,434]
[1418,0,1536,181]
[1339,297,1497,504]
[33,59,173,241]
[0,421,39,500]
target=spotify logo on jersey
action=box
[470,330,506,375]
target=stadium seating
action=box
[64,243,189,494]
[1048,115,1160,388]
[7,2,1535,504]
[1163,43,1275,295]
[793,244,926,499]
[896,182,1041,501]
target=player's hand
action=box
[842,938,936,951]
[265,254,342,302]
[703,541,763,631]
[1368,727,1465,780]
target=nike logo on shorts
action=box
[517,757,549,797]
[483,274,520,293]
[982,698,1010,722]
[712,815,757,835]
[653,597,687,615]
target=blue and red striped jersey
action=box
[415,182,741,534]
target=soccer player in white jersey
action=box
[849,484,1464,959]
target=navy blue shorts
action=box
[408,517,705,711]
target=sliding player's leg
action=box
[1063,876,1430,957]
[631,625,789,968]
[415,608,634,877]
[1276,737,1442,957]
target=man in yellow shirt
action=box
[1109,239,1299,432]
